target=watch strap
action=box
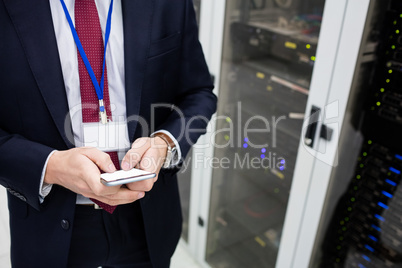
[152,132,175,150]
[151,132,176,168]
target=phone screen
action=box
[100,168,156,186]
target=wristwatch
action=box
[151,132,177,168]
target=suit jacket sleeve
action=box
[0,129,54,210]
[155,0,217,160]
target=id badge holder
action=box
[83,121,131,152]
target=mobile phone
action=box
[100,168,156,186]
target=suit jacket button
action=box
[61,220,70,230]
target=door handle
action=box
[304,106,320,148]
[320,124,333,141]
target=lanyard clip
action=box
[99,99,108,124]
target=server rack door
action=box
[201,0,347,267]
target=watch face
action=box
[163,150,173,168]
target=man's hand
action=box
[44,147,145,206]
[121,137,168,193]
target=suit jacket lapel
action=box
[3,0,73,148]
[4,0,154,147]
[122,0,154,142]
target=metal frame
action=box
[291,0,372,267]
[275,0,351,266]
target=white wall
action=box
[0,189,11,267]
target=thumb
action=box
[80,148,117,173]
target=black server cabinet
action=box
[320,1,402,267]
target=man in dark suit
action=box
[0,0,216,267]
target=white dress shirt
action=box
[40,0,181,204]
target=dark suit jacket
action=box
[0,0,216,267]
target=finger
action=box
[139,145,166,174]
[83,177,121,197]
[88,188,146,206]
[121,138,151,170]
[105,187,145,200]
[70,154,115,196]
[80,148,116,173]
[126,178,156,192]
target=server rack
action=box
[310,0,402,267]
[183,0,389,267]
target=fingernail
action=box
[109,164,116,172]
[138,192,145,199]
[122,161,130,170]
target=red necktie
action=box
[75,0,117,214]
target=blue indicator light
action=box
[261,148,266,153]
[385,179,397,187]
[243,144,248,148]
[395,154,402,160]
[261,154,265,159]
[244,138,249,142]
[281,159,286,164]
[389,167,401,174]
[358,264,366,268]
[365,245,374,252]
[371,224,381,232]
[362,255,371,262]
[368,235,378,242]
[378,202,389,209]
[382,191,393,198]
[375,214,385,221]
[279,166,285,171]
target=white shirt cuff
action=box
[151,130,182,167]
[39,150,56,203]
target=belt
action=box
[77,203,103,209]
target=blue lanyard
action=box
[59,0,114,118]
